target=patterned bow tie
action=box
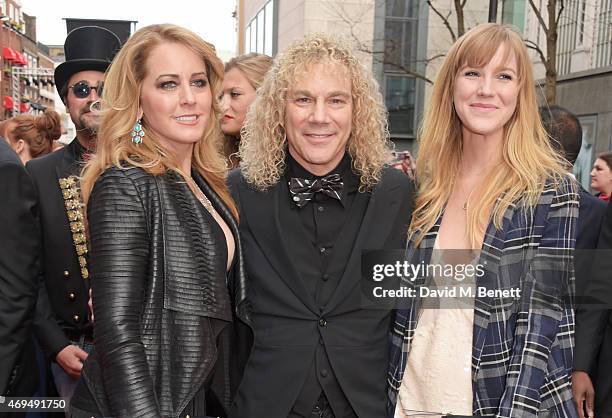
[289,173,344,208]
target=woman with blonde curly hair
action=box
[229,33,414,417]
[70,24,250,418]
[388,24,578,417]
[219,52,272,167]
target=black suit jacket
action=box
[574,195,612,415]
[0,139,39,396]
[228,166,414,418]
[25,139,90,358]
[575,187,607,297]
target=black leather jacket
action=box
[71,166,251,418]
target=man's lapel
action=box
[240,178,318,314]
[54,139,81,180]
[325,170,406,309]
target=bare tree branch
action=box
[427,0,457,41]
[528,0,549,32]
[525,39,547,64]
[556,0,565,26]
[420,53,446,63]
[453,0,466,36]
[373,58,434,84]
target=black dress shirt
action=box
[285,152,364,417]
[287,152,359,285]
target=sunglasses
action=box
[68,81,104,99]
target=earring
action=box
[131,119,145,144]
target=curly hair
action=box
[80,24,237,220]
[239,33,392,190]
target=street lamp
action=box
[488,0,498,23]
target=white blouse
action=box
[395,239,477,418]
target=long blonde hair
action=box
[410,23,566,247]
[80,24,237,220]
[239,33,392,190]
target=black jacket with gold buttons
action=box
[26,139,91,357]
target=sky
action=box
[20,0,238,55]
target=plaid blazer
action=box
[388,176,579,418]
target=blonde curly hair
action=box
[239,33,393,190]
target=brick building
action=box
[1,0,56,120]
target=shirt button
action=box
[319,247,326,254]
[68,292,76,301]
[317,205,324,212]
[320,369,328,378]
[318,318,327,327]
[73,314,80,322]
[63,270,70,278]
[322,274,330,281]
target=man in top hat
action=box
[26,25,121,400]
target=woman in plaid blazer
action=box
[388,24,579,417]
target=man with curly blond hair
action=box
[228,34,414,418]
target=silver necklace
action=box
[184,176,215,214]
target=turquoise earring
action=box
[131,119,145,144]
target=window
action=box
[250,17,257,52]
[501,0,526,32]
[244,0,275,55]
[245,26,251,53]
[595,0,612,68]
[573,115,598,191]
[556,0,579,75]
[383,0,419,137]
[257,13,264,53]
[264,1,274,56]
[385,75,416,137]
[578,0,586,45]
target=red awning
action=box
[3,47,17,61]
[19,102,30,113]
[14,51,26,66]
[3,96,14,109]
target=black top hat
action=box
[54,26,122,98]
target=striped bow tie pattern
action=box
[288,174,344,208]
